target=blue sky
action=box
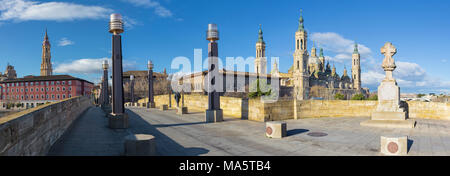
[0,0,449,93]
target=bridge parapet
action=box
[0,96,92,156]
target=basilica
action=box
[257,11,369,99]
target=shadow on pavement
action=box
[126,109,209,156]
[153,121,207,128]
[407,139,414,153]
[287,129,309,137]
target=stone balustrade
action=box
[137,95,450,122]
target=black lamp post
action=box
[108,13,128,129]
[205,24,223,123]
[147,60,155,108]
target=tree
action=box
[417,93,426,98]
[248,79,271,98]
[334,93,345,100]
[368,94,378,101]
[351,93,366,100]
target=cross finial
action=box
[381,42,396,59]
[380,42,397,72]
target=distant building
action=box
[182,11,369,100]
[0,29,94,109]
[0,64,17,81]
[122,70,168,102]
[0,75,93,109]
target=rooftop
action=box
[0,75,93,84]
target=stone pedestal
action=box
[124,134,156,156]
[360,42,415,129]
[361,81,415,128]
[177,107,188,115]
[265,121,287,138]
[205,109,223,123]
[380,136,408,156]
[160,104,168,111]
[108,113,129,129]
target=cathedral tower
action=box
[352,43,361,90]
[319,48,325,72]
[293,9,309,100]
[255,24,267,74]
[41,29,53,76]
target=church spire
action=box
[41,29,52,76]
[257,24,264,43]
[45,28,48,41]
[353,42,359,54]
[297,9,305,32]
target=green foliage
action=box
[351,93,366,100]
[334,93,345,100]
[249,79,272,98]
[16,103,22,107]
[368,94,378,101]
[417,93,426,98]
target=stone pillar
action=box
[130,75,135,104]
[205,24,223,123]
[177,91,188,115]
[360,42,415,128]
[108,13,128,129]
[147,60,155,108]
[124,134,156,156]
[168,84,172,108]
[101,60,109,107]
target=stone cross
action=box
[380,42,397,80]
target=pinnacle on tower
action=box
[258,24,264,43]
[353,42,359,54]
[298,9,305,32]
[45,28,48,40]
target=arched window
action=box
[297,61,300,69]
[301,40,303,50]
[297,40,299,50]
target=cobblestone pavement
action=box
[48,106,450,156]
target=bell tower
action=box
[352,43,361,90]
[293,9,309,100]
[41,29,53,76]
[255,24,267,74]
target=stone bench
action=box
[380,136,408,156]
[265,121,287,138]
[124,134,156,156]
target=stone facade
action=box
[0,96,92,156]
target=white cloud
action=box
[0,0,112,22]
[310,32,374,66]
[361,60,450,93]
[121,0,173,17]
[57,37,74,46]
[311,32,372,56]
[54,57,138,74]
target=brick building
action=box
[0,75,94,109]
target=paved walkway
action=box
[48,106,450,156]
